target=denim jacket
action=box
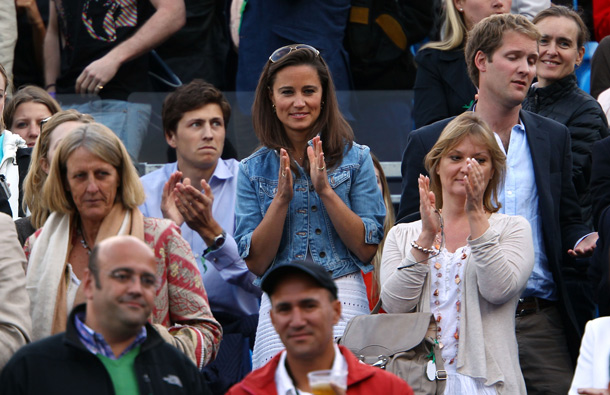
[235,141,385,281]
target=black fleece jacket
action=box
[523,73,609,227]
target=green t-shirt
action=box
[97,345,141,395]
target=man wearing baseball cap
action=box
[227,261,412,394]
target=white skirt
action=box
[251,272,369,369]
[444,373,497,394]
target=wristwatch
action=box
[204,230,226,255]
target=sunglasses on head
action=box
[269,44,320,63]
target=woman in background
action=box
[25,123,222,368]
[4,85,61,148]
[16,110,93,245]
[413,0,511,128]
[523,5,608,228]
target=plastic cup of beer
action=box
[307,369,348,395]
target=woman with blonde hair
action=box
[24,122,222,368]
[15,110,94,245]
[381,112,534,393]
[413,0,511,128]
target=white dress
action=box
[429,245,496,395]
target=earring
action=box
[272,104,276,113]
[321,101,325,110]
[460,8,464,11]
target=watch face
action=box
[215,232,226,248]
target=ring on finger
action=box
[282,171,286,177]
[317,165,325,171]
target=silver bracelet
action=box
[411,240,434,254]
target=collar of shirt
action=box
[174,156,234,188]
[207,157,234,185]
[493,119,525,156]
[74,311,147,360]
[275,344,347,395]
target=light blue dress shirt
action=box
[140,159,261,316]
[494,122,557,300]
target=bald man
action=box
[0,236,211,394]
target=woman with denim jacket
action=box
[234,44,386,369]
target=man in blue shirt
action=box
[397,14,596,394]
[139,80,260,393]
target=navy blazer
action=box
[590,206,610,317]
[397,109,589,356]
[590,136,610,229]
[412,47,478,128]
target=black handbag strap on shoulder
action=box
[16,147,32,218]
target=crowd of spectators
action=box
[1,1,610,394]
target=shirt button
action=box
[309,184,314,191]
[507,191,513,196]
[319,251,326,258]
[311,205,318,212]
[315,228,322,235]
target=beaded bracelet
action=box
[411,240,435,254]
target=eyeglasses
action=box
[40,116,52,131]
[109,268,158,289]
[269,44,320,63]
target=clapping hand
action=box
[418,175,441,238]
[463,158,487,215]
[174,178,222,244]
[276,148,294,203]
[307,136,330,195]
[161,171,187,226]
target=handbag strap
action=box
[371,299,383,314]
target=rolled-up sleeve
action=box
[234,162,262,260]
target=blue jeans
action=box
[63,99,151,161]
